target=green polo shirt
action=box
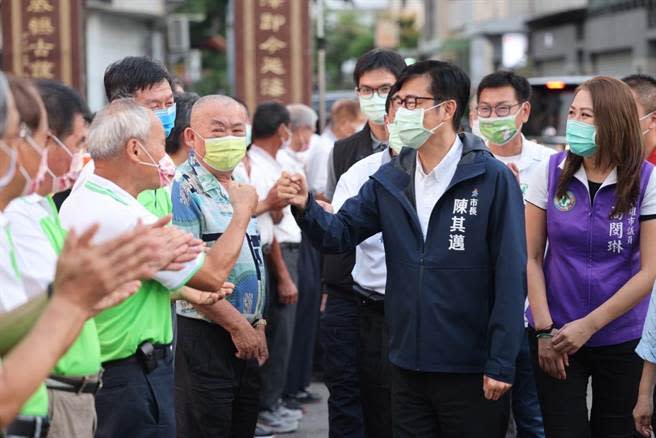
[59,180,203,363]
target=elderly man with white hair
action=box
[276,103,317,175]
[282,104,324,407]
[59,98,258,438]
[171,95,270,438]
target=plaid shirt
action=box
[171,152,265,322]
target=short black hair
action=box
[103,56,173,102]
[622,74,656,114]
[477,71,531,103]
[251,101,290,140]
[353,49,406,87]
[389,60,470,131]
[35,79,91,139]
[166,92,199,156]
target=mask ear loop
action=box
[134,141,160,168]
[640,111,656,136]
[49,132,74,158]
[425,100,451,134]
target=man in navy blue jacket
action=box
[279,60,527,437]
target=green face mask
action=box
[478,105,523,145]
[387,121,403,154]
[197,132,247,172]
[566,119,598,157]
[359,94,387,124]
[394,102,447,150]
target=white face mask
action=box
[281,126,293,150]
[359,94,387,125]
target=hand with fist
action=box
[277,171,308,210]
[228,181,259,218]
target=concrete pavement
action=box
[286,383,330,438]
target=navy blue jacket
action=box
[294,133,527,383]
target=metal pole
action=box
[317,0,327,131]
[226,0,236,96]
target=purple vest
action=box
[528,152,654,347]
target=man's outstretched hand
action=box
[277,172,308,210]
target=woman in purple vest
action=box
[524,76,656,437]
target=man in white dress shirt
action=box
[476,71,555,438]
[249,102,304,433]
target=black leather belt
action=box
[102,342,171,374]
[5,415,49,438]
[353,284,385,313]
[45,372,103,395]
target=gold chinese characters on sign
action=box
[2,0,83,90]
[234,0,312,110]
[257,1,288,99]
[24,1,56,79]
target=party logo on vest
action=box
[554,191,576,212]
[520,183,528,195]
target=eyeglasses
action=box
[390,95,438,110]
[477,102,522,118]
[356,84,393,99]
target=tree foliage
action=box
[324,10,374,90]
[174,0,230,95]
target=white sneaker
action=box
[274,399,304,422]
[257,410,299,434]
[253,424,275,438]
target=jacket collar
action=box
[372,132,490,235]
[383,132,489,190]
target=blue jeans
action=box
[321,292,365,438]
[513,329,545,438]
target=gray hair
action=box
[287,104,317,131]
[190,95,246,124]
[87,98,151,160]
[0,73,9,138]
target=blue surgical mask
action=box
[154,103,177,138]
[566,119,598,157]
[245,123,252,146]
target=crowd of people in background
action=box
[2,47,656,438]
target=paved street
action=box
[288,383,330,438]
[284,380,598,438]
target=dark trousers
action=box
[285,236,322,394]
[511,329,545,438]
[391,365,510,438]
[260,245,300,409]
[95,351,175,438]
[174,316,260,438]
[358,299,393,438]
[528,330,642,438]
[321,292,365,438]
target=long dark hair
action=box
[556,77,644,216]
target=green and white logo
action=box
[554,191,576,212]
